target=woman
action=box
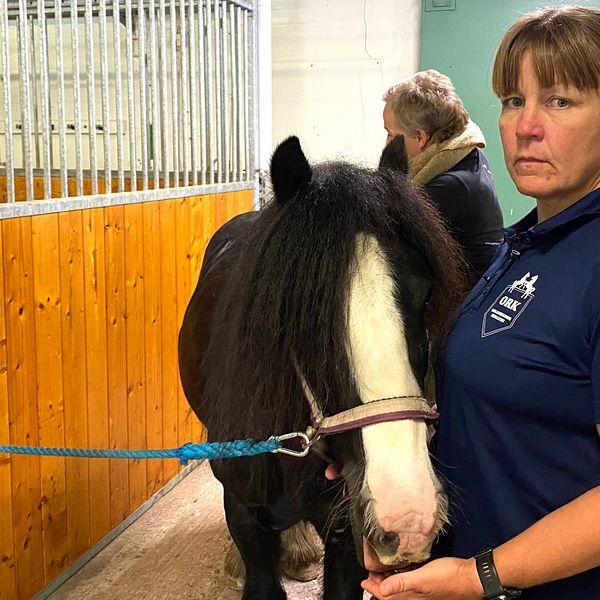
[363,6,600,599]
[383,70,503,284]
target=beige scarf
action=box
[409,120,486,187]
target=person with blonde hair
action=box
[383,69,503,284]
[363,5,600,599]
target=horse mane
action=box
[200,152,467,450]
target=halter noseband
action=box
[272,366,439,457]
[310,396,438,437]
[299,372,438,435]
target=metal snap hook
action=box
[269,431,312,457]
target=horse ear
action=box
[378,135,410,175]
[270,136,312,204]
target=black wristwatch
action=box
[474,548,522,599]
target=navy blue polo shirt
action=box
[435,188,600,598]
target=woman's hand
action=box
[361,557,483,599]
[325,465,483,598]
[324,463,342,480]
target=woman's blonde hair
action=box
[383,69,468,144]
[493,6,600,97]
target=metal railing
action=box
[0,0,255,212]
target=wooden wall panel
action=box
[201,192,217,246]
[176,200,193,452]
[82,209,111,545]
[0,225,17,599]
[104,206,130,528]
[142,202,164,496]
[159,200,180,482]
[3,217,44,599]
[0,190,253,599]
[189,197,204,287]
[31,214,68,582]
[124,204,148,513]
[59,212,92,564]
[215,193,228,230]
[188,197,206,447]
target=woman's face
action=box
[499,53,600,220]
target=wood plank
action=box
[158,200,180,481]
[82,208,111,545]
[58,211,92,564]
[2,217,44,599]
[175,199,194,455]
[232,190,242,216]
[0,223,17,600]
[142,202,164,494]
[31,213,68,583]
[201,194,217,259]
[195,194,220,446]
[225,190,237,221]
[214,193,228,229]
[237,189,253,214]
[123,203,148,512]
[104,205,130,527]
[189,196,204,293]
[188,196,205,446]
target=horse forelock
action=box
[200,161,467,445]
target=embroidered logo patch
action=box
[482,272,538,337]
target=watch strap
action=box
[474,548,522,599]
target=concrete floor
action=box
[49,461,369,599]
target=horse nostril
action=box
[380,531,397,545]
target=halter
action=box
[273,365,439,457]
[309,396,438,436]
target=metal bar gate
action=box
[0,0,256,209]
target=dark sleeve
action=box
[423,173,469,230]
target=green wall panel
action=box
[420,0,600,224]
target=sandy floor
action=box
[49,461,369,600]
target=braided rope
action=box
[0,438,283,466]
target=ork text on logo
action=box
[482,272,538,337]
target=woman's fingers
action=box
[324,463,342,480]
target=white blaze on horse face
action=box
[347,234,441,563]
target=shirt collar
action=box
[504,187,600,241]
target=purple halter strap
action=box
[315,397,439,437]
[296,368,438,439]
[271,369,438,458]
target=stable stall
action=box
[0,2,256,597]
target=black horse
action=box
[178,136,466,600]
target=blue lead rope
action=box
[0,438,283,466]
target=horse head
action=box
[267,136,464,567]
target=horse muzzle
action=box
[354,485,447,569]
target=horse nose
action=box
[363,539,392,572]
[380,531,398,544]
[366,527,400,558]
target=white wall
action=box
[272,0,421,167]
